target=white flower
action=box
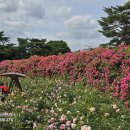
[121,115,124,118]
[80,116,84,120]
[118,126,121,129]
[104,113,109,117]
[89,107,96,112]
[21,92,27,97]
[72,100,76,105]
[71,123,76,129]
[73,118,77,123]
[54,103,57,107]
[112,104,117,109]
[81,125,91,130]
[67,111,71,114]
[50,109,54,114]
[11,92,15,96]
[58,108,63,112]
[66,121,71,126]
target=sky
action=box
[0,0,129,51]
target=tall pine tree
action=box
[98,1,130,46]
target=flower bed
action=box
[0,45,130,107]
[0,77,129,129]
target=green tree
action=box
[27,38,49,56]
[17,38,50,58]
[17,38,71,58]
[0,31,14,61]
[0,32,71,61]
[98,1,130,46]
[17,38,29,59]
[0,31,9,45]
[0,43,19,61]
[47,40,71,55]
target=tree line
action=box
[0,31,71,61]
[1,1,130,61]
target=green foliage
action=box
[0,77,129,129]
[99,43,109,48]
[47,40,71,55]
[98,1,130,46]
[0,31,13,61]
[0,43,19,61]
[124,45,130,55]
[0,31,9,45]
[0,31,71,61]
[17,38,48,59]
[17,38,71,59]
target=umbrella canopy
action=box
[0,72,26,78]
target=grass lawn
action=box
[0,77,130,130]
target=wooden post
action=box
[0,72,25,93]
[8,77,23,93]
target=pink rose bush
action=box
[0,45,130,107]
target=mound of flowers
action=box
[0,45,130,107]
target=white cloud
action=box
[0,0,46,41]
[57,15,100,40]
[0,0,18,12]
[120,0,129,5]
[56,15,107,51]
[21,0,45,19]
[64,15,97,30]
[124,0,130,2]
[0,0,123,51]
[44,1,72,20]
[53,5,71,18]
[0,0,71,33]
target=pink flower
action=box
[60,124,65,130]
[48,124,55,130]
[59,114,66,122]
[49,118,55,123]
[50,109,54,114]
[116,109,120,113]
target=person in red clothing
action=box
[0,82,8,94]
[0,82,8,102]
